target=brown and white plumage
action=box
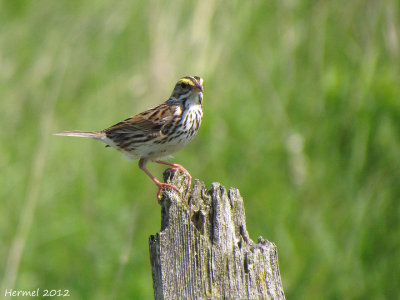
[55,76,204,198]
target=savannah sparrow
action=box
[55,76,204,198]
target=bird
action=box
[55,76,204,198]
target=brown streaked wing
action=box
[103,103,179,135]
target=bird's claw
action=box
[156,182,179,199]
[169,167,192,188]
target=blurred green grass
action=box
[1,0,399,299]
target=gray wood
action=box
[149,170,285,300]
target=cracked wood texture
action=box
[149,170,285,300]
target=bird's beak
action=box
[194,83,203,93]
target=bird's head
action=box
[171,76,204,106]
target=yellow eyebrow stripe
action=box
[178,78,195,86]
[178,76,203,88]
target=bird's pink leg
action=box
[155,160,192,187]
[139,159,179,199]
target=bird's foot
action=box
[156,161,192,188]
[170,166,192,188]
[156,160,192,193]
[156,182,179,199]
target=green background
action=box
[1,0,399,299]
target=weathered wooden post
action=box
[149,170,285,299]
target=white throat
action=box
[185,92,203,108]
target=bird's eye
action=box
[180,82,187,89]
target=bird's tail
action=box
[53,131,105,139]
